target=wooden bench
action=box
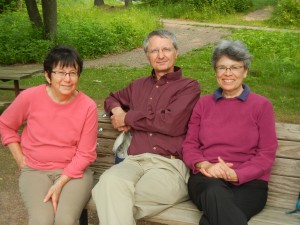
[81,110,300,225]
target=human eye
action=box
[150,49,159,54]
[69,71,78,77]
[216,66,225,71]
[56,71,65,76]
[231,66,243,71]
[162,47,171,53]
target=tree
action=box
[41,0,57,41]
[124,0,132,7]
[24,0,57,41]
[94,0,104,6]
[24,0,43,28]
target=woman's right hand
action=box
[196,157,236,181]
[7,142,27,169]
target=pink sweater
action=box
[182,92,278,185]
[0,84,98,178]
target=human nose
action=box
[157,49,165,58]
[63,73,72,81]
[224,67,233,75]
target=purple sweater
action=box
[182,86,278,185]
[105,67,200,158]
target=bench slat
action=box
[143,201,300,225]
[272,158,300,178]
[277,140,300,160]
[276,123,300,142]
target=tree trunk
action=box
[24,0,43,28]
[41,0,57,41]
[125,0,132,7]
[94,0,105,6]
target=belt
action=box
[160,155,180,159]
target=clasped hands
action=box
[195,157,238,182]
[111,107,131,132]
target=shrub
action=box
[270,0,300,27]
[0,2,159,65]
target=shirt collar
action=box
[213,84,250,101]
[151,66,182,85]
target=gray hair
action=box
[211,40,252,69]
[143,30,178,53]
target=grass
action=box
[0,0,299,123]
[1,29,299,123]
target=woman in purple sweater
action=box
[0,46,98,225]
[182,40,278,225]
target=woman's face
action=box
[215,55,248,98]
[45,63,79,100]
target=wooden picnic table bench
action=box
[80,109,300,225]
[0,67,42,96]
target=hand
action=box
[43,175,71,213]
[117,125,131,132]
[196,157,238,182]
[111,114,126,129]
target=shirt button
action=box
[149,97,152,100]
[156,85,159,88]
[153,147,156,150]
[149,133,153,136]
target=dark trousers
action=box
[188,173,268,225]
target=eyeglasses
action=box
[148,47,173,56]
[215,65,245,73]
[52,71,78,79]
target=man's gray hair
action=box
[211,40,252,69]
[143,30,178,53]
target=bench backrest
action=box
[92,110,300,210]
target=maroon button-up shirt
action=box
[104,66,200,158]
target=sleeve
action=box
[0,91,30,145]
[234,100,278,185]
[125,80,200,136]
[104,83,132,115]
[62,103,98,178]
[182,100,207,173]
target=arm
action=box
[62,104,98,178]
[234,101,278,185]
[182,100,207,171]
[7,142,26,168]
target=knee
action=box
[93,170,131,196]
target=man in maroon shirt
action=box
[92,30,200,225]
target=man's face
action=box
[146,36,178,79]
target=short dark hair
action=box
[143,30,178,53]
[211,40,252,69]
[43,45,83,79]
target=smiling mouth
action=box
[223,79,234,83]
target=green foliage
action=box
[139,0,252,16]
[270,0,300,27]
[0,0,19,13]
[0,1,160,65]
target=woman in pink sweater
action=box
[182,40,278,225]
[0,46,98,225]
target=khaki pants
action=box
[19,166,93,225]
[92,153,190,225]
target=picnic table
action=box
[0,67,42,96]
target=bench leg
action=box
[79,209,88,225]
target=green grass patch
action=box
[2,29,298,123]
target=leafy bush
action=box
[0,2,159,65]
[0,0,19,13]
[270,0,300,27]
